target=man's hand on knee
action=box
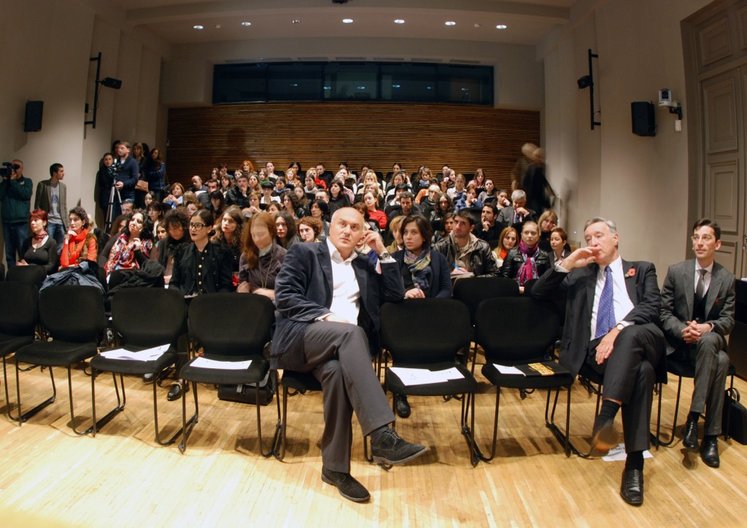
[595,327,621,364]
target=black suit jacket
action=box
[660,259,735,350]
[272,241,405,370]
[532,260,662,376]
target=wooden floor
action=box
[1,361,746,528]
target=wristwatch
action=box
[615,322,625,331]
[378,251,391,260]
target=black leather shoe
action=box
[394,394,411,418]
[590,417,617,457]
[167,383,183,401]
[321,468,370,502]
[700,436,720,468]
[371,427,428,465]
[683,419,699,451]
[620,468,644,506]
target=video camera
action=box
[0,162,20,178]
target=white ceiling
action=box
[113,0,574,47]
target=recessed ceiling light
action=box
[241,21,252,27]
[215,24,221,29]
[342,18,354,24]
[292,19,301,24]
[394,19,405,24]
[496,24,508,30]
[193,24,204,30]
[474,23,481,28]
[445,21,456,26]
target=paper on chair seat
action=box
[190,357,252,370]
[390,366,464,386]
[99,344,170,362]
[493,364,524,375]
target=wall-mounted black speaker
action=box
[631,101,655,136]
[24,101,43,132]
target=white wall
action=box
[540,0,712,277]
[0,0,169,263]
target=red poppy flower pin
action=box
[626,267,636,278]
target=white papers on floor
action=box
[389,366,464,386]
[99,343,170,361]
[493,364,524,375]
[602,443,653,462]
[190,357,253,370]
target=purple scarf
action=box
[517,240,538,286]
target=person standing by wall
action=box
[0,159,32,267]
[34,163,68,250]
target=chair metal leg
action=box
[90,368,125,437]
[544,385,573,457]
[460,390,481,466]
[67,365,95,435]
[274,382,290,461]
[153,375,183,446]
[655,376,683,447]
[178,380,199,453]
[255,378,280,458]
[11,359,56,424]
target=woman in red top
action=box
[60,206,97,269]
[363,191,387,231]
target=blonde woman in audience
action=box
[386,215,406,254]
[537,209,559,252]
[494,226,518,267]
[549,226,571,263]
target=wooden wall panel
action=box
[166,103,540,189]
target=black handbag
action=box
[722,387,747,445]
[217,371,275,406]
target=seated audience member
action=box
[432,209,499,278]
[446,172,466,202]
[265,161,280,182]
[386,191,420,222]
[298,216,323,243]
[394,212,451,297]
[247,173,261,194]
[169,209,233,296]
[163,182,185,208]
[417,184,441,218]
[532,217,665,506]
[18,209,58,274]
[478,178,498,204]
[660,219,735,468]
[146,201,165,238]
[208,190,227,220]
[433,211,455,244]
[384,171,410,202]
[220,173,233,196]
[237,212,286,300]
[155,223,167,242]
[472,168,486,194]
[212,206,244,273]
[501,220,550,292]
[226,173,251,208]
[476,203,502,248]
[104,210,154,280]
[496,189,535,231]
[60,206,98,270]
[292,186,309,214]
[493,226,518,267]
[260,180,281,209]
[275,211,299,250]
[454,187,482,212]
[282,190,306,219]
[121,199,134,216]
[386,215,406,254]
[363,191,387,231]
[272,207,426,503]
[150,209,190,285]
[304,170,320,198]
[538,210,559,252]
[327,179,351,216]
[310,199,331,240]
[495,188,511,209]
[549,226,571,263]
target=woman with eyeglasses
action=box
[168,209,233,296]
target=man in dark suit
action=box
[496,189,536,233]
[660,219,735,468]
[532,217,665,506]
[272,207,427,503]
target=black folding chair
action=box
[470,297,572,462]
[13,285,106,434]
[6,264,47,288]
[90,287,188,444]
[379,298,477,465]
[179,293,280,456]
[0,282,38,418]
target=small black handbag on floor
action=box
[217,371,275,406]
[722,387,747,444]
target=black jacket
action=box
[169,241,234,295]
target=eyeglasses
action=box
[189,222,206,229]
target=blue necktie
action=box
[595,265,615,339]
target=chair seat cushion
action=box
[385,362,477,396]
[0,333,35,357]
[91,350,177,376]
[281,370,322,393]
[180,355,269,385]
[16,340,98,366]
[482,363,574,389]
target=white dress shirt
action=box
[326,238,361,325]
[590,256,635,339]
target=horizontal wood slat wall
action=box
[166,103,540,189]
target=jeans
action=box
[3,221,29,267]
[47,222,65,253]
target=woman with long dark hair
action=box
[150,208,190,285]
[104,210,154,281]
[211,205,244,273]
[237,212,286,301]
[275,211,299,250]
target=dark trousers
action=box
[3,221,29,267]
[301,321,395,473]
[586,323,665,453]
[672,332,729,436]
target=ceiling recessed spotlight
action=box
[193,24,204,30]
[445,21,456,26]
[342,18,354,24]
[394,19,405,24]
[292,19,301,24]
[474,23,481,28]
[241,21,252,27]
[496,24,508,30]
[215,24,221,29]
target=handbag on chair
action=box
[722,387,747,444]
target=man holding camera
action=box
[0,159,32,267]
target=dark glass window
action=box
[380,63,438,102]
[267,63,323,101]
[324,62,378,101]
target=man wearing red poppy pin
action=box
[660,219,735,469]
[533,217,665,506]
